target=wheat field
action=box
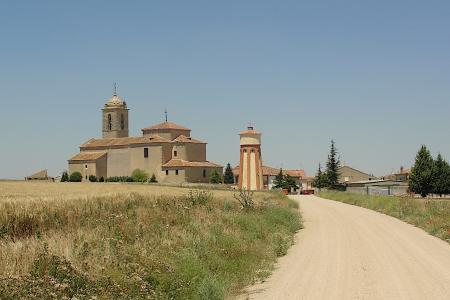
[0,181,301,299]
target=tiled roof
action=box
[239,129,261,135]
[171,135,205,144]
[80,135,171,149]
[142,122,191,132]
[232,165,304,178]
[162,159,222,168]
[26,169,49,179]
[69,152,107,162]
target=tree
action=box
[223,163,235,184]
[99,176,105,182]
[69,172,82,182]
[313,163,327,189]
[61,171,69,182]
[131,169,149,182]
[284,174,299,191]
[325,140,341,189]
[272,169,286,189]
[432,153,450,197]
[210,169,222,184]
[409,145,434,198]
[149,174,158,183]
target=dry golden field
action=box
[0,181,301,299]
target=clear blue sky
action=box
[1,0,450,179]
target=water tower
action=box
[239,126,263,190]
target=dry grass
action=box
[0,181,301,299]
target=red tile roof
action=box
[171,135,206,144]
[69,151,107,162]
[80,135,171,149]
[142,122,191,132]
[162,159,222,168]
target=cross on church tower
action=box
[165,109,168,122]
[113,83,118,96]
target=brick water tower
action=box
[239,126,263,190]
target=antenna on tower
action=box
[113,83,117,96]
[164,109,168,122]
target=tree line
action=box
[409,145,450,198]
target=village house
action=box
[68,89,222,183]
[338,165,378,184]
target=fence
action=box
[347,186,409,196]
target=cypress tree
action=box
[409,145,434,198]
[325,140,341,189]
[432,153,450,197]
[313,163,327,189]
[223,163,235,184]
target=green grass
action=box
[0,190,301,299]
[319,190,450,244]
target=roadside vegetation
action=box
[0,183,301,299]
[319,190,450,244]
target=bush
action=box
[149,174,158,183]
[210,169,222,184]
[186,190,213,206]
[99,177,105,182]
[234,189,254,209]
[131,169,149,183]
[69,172,82,182]
[61,171,69,182]
[105,176,133,183]
[88,175,97,182]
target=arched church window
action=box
[108,114,112,130]
[121,114,125,130]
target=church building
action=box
[68,88,223,183]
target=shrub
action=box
[210,169,222,184]
[69,172,82,182]
[99,176,105,182]
[61,171,69,182]
[88,175,97,182]
[131,169,149,183]
[234,189,254,209]
[186,190,212,206]
[149,174,158,183]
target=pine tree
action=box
[432,154,450,197]
[409,145,434,198]
[325,140,341,189]
[273,168,285,189]
[313,163,327,189]
[223,163,235,184]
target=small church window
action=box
[85,165,88,169]
[121,114,125,130]
[175,170,179,175]
[108,114,112,130]
[174,150,177,157]
[203,169,206,177]
[144,148,149,158]
[166,170,169,175]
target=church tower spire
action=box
[102,84,129,138]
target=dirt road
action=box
[241,195,450,300]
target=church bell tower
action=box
[102,84,129,139]
[239,126,263,190]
